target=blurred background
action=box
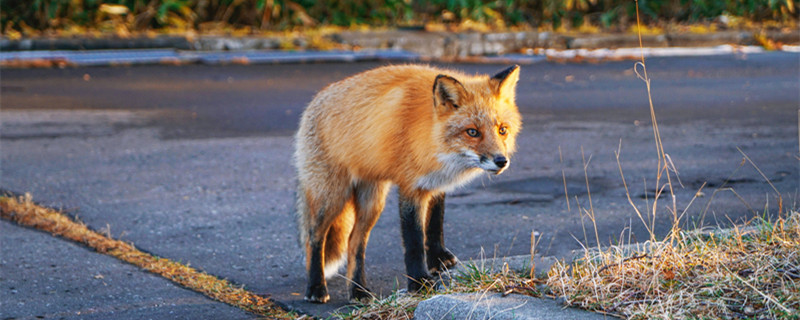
[2,0,798,38]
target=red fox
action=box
[294,64,521,303]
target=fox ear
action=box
[433,74,466,110]
[490,65,520,99]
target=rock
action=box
[414,293,607,320]
[455,254,558,277]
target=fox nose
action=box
[494,156,508,169]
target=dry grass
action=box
[0,193,295,319]
[340,211,799,320]
[547,213,800,319]
[335,289,422,319]
[334,259,544,319]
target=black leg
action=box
[399,193,433,292]
[349,245,372,300]
[305,238,330,303]
[425,193,458,274]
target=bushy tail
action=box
[323,205,354,277]
[296,188,354,278]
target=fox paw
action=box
[427,248,459,274]
[408,274,436,293]
[304,284,330,304]
[350,285,375,302]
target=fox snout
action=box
[479,154,510,174]
[494,156,508,169]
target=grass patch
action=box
[337,212,799,319]
[0,193,296,319]
[547,213,800,318]
[334,257,546,319]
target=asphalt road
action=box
[2,53,798,318]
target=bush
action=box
[2,0,798,35]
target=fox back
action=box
[295,64,521,195]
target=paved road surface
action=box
[2,53,798,317]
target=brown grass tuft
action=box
[546,212,800,318]
[335,259,545,319]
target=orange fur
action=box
[294,64,521,300]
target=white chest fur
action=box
[415,152,483,192]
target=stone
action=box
[414,293,607,320]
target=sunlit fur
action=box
[294,64,521,289]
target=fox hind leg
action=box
[425,193,459,274]
[346,180,390,301]
[301,174,352,304]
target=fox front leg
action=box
[398,193,435,292]
[425,193,458,274]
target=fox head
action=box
[432,65,522,176]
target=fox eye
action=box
[498,126,508,136]
[465,128,480,137]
